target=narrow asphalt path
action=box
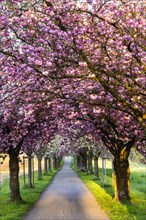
[23,156,109,220]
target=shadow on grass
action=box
[94,168,114,197]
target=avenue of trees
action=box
[0,0,145,202]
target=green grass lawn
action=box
[0,167,62,220]
[73,159,146,220]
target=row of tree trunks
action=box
[22,155,34,188]
[38,155,62,179]
[8,146,61,202]
[75,153,99,178]
[75,146,131,202]
[24,155,55,187]
[39,155,62,179]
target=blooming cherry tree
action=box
[0,0,145,203]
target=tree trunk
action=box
[28,156,33,187]
[101,131,135,202]
[74,157,76,167]
[79,155,84,171]
[87,153,93,174]
[44,157,48,175]
[56,158,59,169]
[113,157,130,201]
[37,157,42,180]
[53,155,57,170]
[80,151,87,172]
[102,157,107,186]
[57,156,62,168]
[76,156,80,169]
[48,157,51,172]
[8,148,22,201]
[93,156,99,180]
[83,155,87,171]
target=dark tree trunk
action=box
[83,155,87,171]
[57,156,62,168]
[8,148,22,201]
[80,156,87,171]
[113,156,130,201]
[79,149,87,172]
[79,155,84,171]
[76,156,80,169]
[53,155,57,170]
[81,150,87,171]
[101,124,135,202]
[37,157,42,180]
[48,157,51,172]
[56,158,59,169]
[74,157,76,167]
[93,156,99,180]
[44,157,48,175]
[87,153,93,174]
[28,156,33,187]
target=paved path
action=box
[23,156,109,220]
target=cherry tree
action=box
[0,0,63,200]
[0,0,145,203]
[76,104,144,200]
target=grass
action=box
[0,165,63,220]
[72,159,146,220]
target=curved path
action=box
[23,156,109,220]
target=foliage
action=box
[0,0,145,202]
[0,0,145,156]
